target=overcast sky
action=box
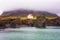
[0,0,60,16]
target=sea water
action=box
[0,27,60,40]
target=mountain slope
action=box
[1,9,58,17]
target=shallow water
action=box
[0,27,60,40]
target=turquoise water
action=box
[0,28,60,40]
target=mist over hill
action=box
[1,9,58,17]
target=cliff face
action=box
[1,9,58,17]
